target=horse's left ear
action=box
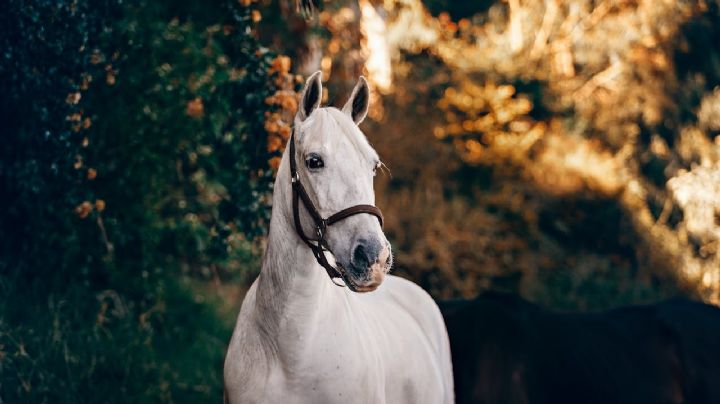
[342,76,370,124]
[297,71,323,122]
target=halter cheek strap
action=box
[288,129,384,289]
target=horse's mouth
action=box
[341,261,389,293]
[350,277,383,292]
[344,277,382,293]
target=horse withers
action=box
[224,72,454,404]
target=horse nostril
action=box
[352,240,383,271]
[353,243,369,267]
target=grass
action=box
[0,270,238,403]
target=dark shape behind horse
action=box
[440,292,720,404]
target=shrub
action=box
[0,0,296,401]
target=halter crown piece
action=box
[288,128,384,290]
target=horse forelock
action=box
[297,107,379,165]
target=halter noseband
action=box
[288,128,384,290]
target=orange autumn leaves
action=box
[238,0,262,23]
[183,54,298,173]
[66,92,92,132]
[265,55,301,171]
[75,199,106,219]
[76,53,297,219]
[186,97,205,119]
[74,164,105,219]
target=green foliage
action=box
[0,0,280,401]
[0,278,230,402]
[0,0,115,280]
[84,0,278,277]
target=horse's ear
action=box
[342,76,369,124]
[297,71,323,121]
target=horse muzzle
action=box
[345,242,392,293]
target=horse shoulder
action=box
[382,275,454,403]
[224,281,274,403]
[384,275,446,342]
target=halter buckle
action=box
[291,172,299,184]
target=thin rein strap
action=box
[288,129,384,286]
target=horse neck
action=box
[254,150,337,353]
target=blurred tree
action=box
[0,0,296,401]
[376,0,720,303]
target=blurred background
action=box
[2,0,720,401]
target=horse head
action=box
[290,71,392,292]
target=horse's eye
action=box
[305,154,324,170]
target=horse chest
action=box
[226,280,451,404]
[262,307,435,403]
[278,318,388,399]
[286,304,443,403]
[232,330,441,403]
[263,359,384,404]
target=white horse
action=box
[224,71,454,404]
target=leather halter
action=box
[288,128,384,290]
